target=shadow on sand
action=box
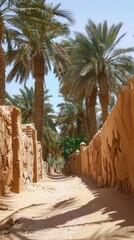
[0,174,134,240]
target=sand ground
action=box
[0,174,134,240]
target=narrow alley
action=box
[0,174,134,240]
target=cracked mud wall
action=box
[67,76,134,195]
[0,106,13,195]
[0,106,43,195]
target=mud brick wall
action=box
[37,141,43,181]
[0,106,13,195]
[22,124,42,184]
[67,76,134,195]
[0,106,43,195]
[22,124,35,184]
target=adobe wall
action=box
[0,106,43,195]
[67,76,134,195]
[0,106,13,195]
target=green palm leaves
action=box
[59,19,134,141]
[4,1,74,144]
[6,86,58,160]
[57,98,87,138]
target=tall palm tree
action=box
[0,0,14,105]
[6,1,74,144]
[0,0,50,105]
[96,93,117,129]
[59,38,98,141]
[59,20,134,141]
[84,19,134,122]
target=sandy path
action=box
[0,175,134,240]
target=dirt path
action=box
[0,175,134,240]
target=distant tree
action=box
[6,86,58,160]
[57,98,87,138]
[6,85,34,123]
[58,135,88,160]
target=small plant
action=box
[47,154,65,173]
[47,154,56,167]
[54,158,65,173]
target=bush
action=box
[58,135,88,160]
[47,154,56,167]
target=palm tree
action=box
[6,86,58,160]
[0,0,49,105]
[43,90,59,160]
[59,20,134,140]
[96,93,117,129]
[84,19,134,122]
[0,0,14,105]
[6,1,74,144]
[59,38,98,141]
[56,98,87,138]
[6,85,34,123]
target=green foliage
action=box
[54,158,65,172]
[6,86,58,160]
[47,154,65,173]
[58,135,88,160]
[47,154,56,167]
[56,98,87,138]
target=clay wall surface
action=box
[0,106,13,195]
[37,141,43,181]
[0,106,43,195]
[67,76,134,195]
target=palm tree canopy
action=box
[6,85,34,123]
[82,19,134,91]
[6,85,56,124]
[56,98,87,138]
[57,19,134,139]
[5,0,75,82]
[5,0,75,144]
[6,85,58,159]
[60,20,134,99]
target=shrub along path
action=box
[0,174,134,240]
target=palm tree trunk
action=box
[76,112,84,136]
[99,92,109,123]
[33,53,45,145]
[0,17,5,105]
[98,71,109,123]
[86,88,97,142]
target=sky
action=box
[6,0,134,113]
